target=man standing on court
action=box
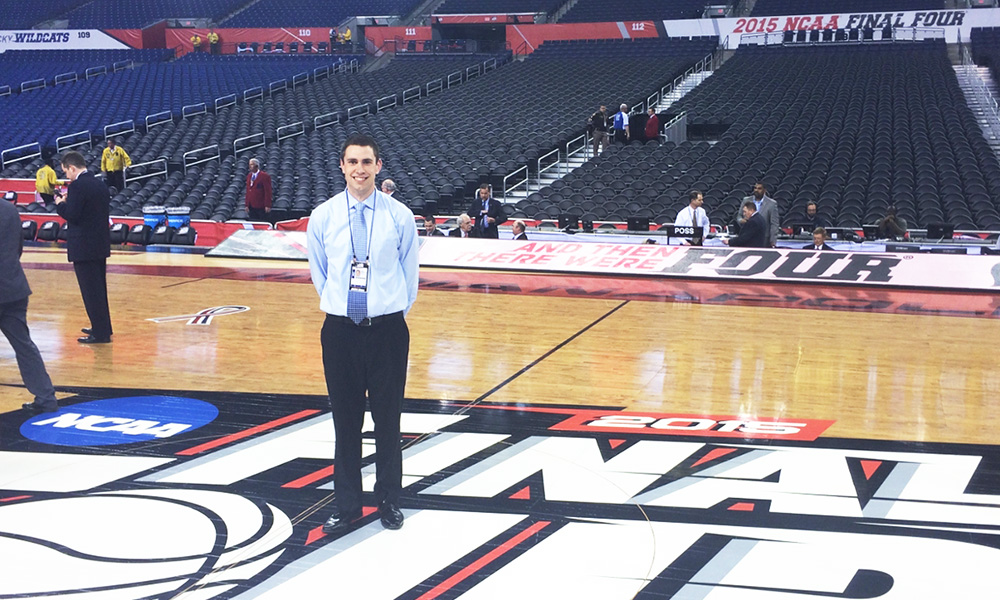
[307,134,419,535]
[55,151,113,344]
[100,138,131,193]
[0,192,58,412]
[245,158,272,222]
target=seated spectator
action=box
[874,205,907,240]
[512,220,528,240]
[449,213,479,238]
[802,201,828,230]
[803,227,834,250]
[423,215,444,237]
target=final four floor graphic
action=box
[2,387,999,599]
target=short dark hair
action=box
[740,199,756,213]
[689,189,702,201]
[806,200,817,208]
[755,182,767,191]
[60,150,86,169]
[340,133,380,162]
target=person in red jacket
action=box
[644,107,660,142]
[245,157,272,222]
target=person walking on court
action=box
[56,150,113,344]
[307,133,419,535]
[1,192,58,413]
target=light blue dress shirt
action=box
[307,189,419,317]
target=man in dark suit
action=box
[468,184,507,239]
[422,214,444,237]
[803,227,835,251]
[0,194,58,412]
[55,151,113,344]
[448,213,480,238]
[725,199,767,248]
[512,220,528,240]
[733,182,780,247]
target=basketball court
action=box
[2,245,999,598]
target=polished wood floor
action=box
[4,246,1000,446]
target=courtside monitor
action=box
[926,222,954,240]
[627,217,650,232]
[862,225,879,240]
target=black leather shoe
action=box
[22,402,58,414]
[379,501,404,530]
[321,509,362,535]
[78,335,111,344]
[81,327,91,335]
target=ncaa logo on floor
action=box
[20,396,218,447]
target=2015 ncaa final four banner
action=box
[1,386,999,598]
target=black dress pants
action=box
[321,312,409,512]
[74,259,112,338]
[0,297,56,406]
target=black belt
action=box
[331,311,403,327]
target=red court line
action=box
[0,495,31,503]
[177,409,321,456]
[282,465,334,489]
[416,520,551,600]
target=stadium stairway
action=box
[955,63,1000,159]
[504,63,715,203]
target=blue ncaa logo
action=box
[20,396,219,447]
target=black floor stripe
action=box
[475,299,630,404]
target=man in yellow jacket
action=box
[101,138,131,193]
[35,148,61,206]
[208,30,220,54]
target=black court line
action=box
[159,271,241,289]
[473,300,630,403]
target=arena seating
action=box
[436,0,563,15]
[3,54,511,221]
[559,0,707,23]
[0,49,174,91]
[750,0,944,17]
[510,141,711,224]
[643,41,1000,231]
[59,0,247,28]
[336,38,715,214]
[0,53,352,154]
[5,0,91,29]
[221,0,421,27]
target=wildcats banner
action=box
[662,7,1000,44]
[0,30,129,51]
[418,238,1000,291]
